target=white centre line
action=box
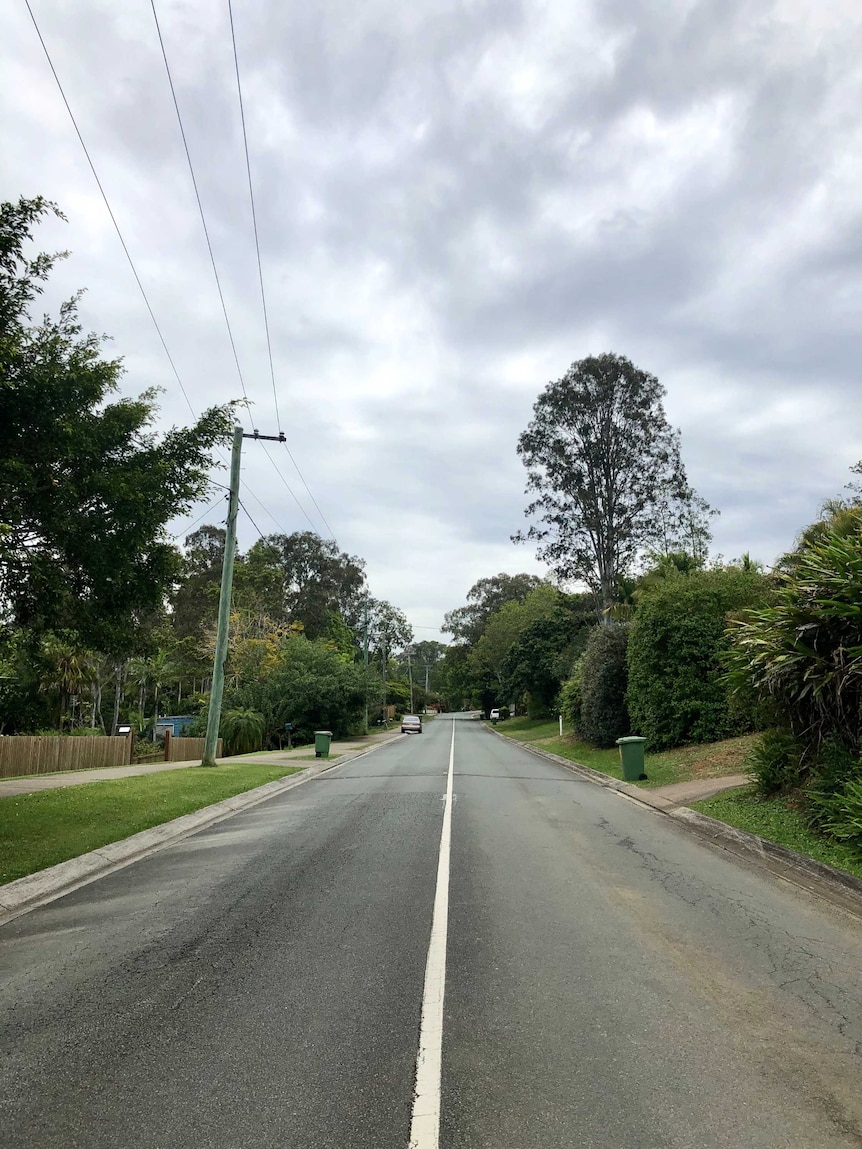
[409,720,455,1149]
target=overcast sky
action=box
[4,0,862,636]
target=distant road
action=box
[2,715,861,1147]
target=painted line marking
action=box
[409,720,455,1148]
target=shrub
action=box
[579,624,630,748]
[726,516,862,764]
[819,778,862,855]
[230,634,372,744]
[220,709,265,756]
[559,658,584,730]
[805,738,862,831]
[627,567,769,751]
[498,705,510,720]
[748,729,801,797]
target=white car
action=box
[401,714,423,734]
[489,708,500,721]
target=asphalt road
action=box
[1,715,861,1148]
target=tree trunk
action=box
[111,662,123,736]
[89,675,100,730]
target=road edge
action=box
[0,736,399,927]
[486,725,862,920]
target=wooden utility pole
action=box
[381,635,387,726]
[363,597,370,733]
[202,426,285,767]
[408,648,414,713]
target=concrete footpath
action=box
[647,773,751,804]
[0,729,401,798]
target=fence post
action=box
[163,728,172,762]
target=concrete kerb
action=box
[0,734,401,928]
[485,724,862,921]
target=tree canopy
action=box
[514,352,712,609]
[0,196,234,653]
[442,572,544,644]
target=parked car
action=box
[400,714,423,734]
[489,708,500,721]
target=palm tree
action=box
[39,634,93,730]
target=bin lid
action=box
[616,736,646,744]
[314,730,333,736]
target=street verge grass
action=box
[494,718,756,788]
[692,788,862,882]
[0,762,302,886]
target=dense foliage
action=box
[443,573,543,644]
[579,622,630,747]
[514,352,712,609]
[627,566,769,751]
[439,577,592,716]
[727,516,862,761]
[228,634,374,744]
[0,195,419,745]
[0,197,234,654]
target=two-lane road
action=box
[2,715,861,1147]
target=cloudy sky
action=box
[4,0,862,635]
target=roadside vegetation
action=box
[0,762,303,885]
[437,354,862,874]
[692,788,862,883]
[494,718,755,790]
[0,196,445,759]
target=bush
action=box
[748,729,801,797]
[559,658,584,730]
[220,709,265,756]
[726,516,862,763]
[579,624,630,748]
[805,737,862,831]
[230,634,373,745]
[819,778,862,855]
[627,567,769,751]
[498,705,510,720]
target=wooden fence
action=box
[0,735,132,779]
[165,736,223,762]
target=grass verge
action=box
[692,787,862,882]
[0,761,303,886]
[494,718,756,788]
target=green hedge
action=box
[626,568,769,751]
[579,623,630,748]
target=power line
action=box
[241,481,289,535]
[226,1,337,542]
[24,0,197,420]
[150,0,333,539]
[227,0,280,436]
[169,495,226,540]
[259,442,321,534]
[238,497,265,540]
[27,0,325,545]
[149,0,252,419]
[280,440,337,540]
[23,2,296,544]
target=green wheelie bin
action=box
[616,736,647,781]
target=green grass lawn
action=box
[494,718,756,788]
[0,761,302,886]
[692,787,862,882]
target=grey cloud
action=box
[4,0,862,630]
